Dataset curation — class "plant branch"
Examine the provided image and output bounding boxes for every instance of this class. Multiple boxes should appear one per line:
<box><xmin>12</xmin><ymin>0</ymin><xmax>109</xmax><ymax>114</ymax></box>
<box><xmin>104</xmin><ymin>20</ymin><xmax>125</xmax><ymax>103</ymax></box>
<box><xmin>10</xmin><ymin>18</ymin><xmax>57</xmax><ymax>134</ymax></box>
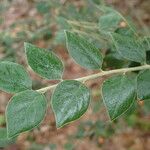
<box><xmin>36</xmin><ymin>64</ymin><xmax>150</xmax><ymax>93</ymax></box>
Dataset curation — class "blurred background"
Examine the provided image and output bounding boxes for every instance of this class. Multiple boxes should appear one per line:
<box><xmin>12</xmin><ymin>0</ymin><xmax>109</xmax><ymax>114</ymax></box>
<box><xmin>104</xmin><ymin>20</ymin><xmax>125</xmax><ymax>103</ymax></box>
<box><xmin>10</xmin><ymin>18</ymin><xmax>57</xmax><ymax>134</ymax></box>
<box><xmin>0</xmin><ymin>0</ymin><xmax>150</xmax><ymax>150</ymax></box>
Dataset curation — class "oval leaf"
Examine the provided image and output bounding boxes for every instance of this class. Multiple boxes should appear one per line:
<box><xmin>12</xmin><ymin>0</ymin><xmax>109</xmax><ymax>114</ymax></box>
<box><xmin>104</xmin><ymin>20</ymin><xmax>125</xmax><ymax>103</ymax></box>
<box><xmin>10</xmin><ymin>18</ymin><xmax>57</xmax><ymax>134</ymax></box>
<box><xmin>6</xmin><ymin>90</ymin><xmax>47</xmax><ymax>138</ymax></box>
<box><xmin>137</xmin><ymin>70</ymin><xmax>150</xmax><ymax>100</ymax></box>
<box><xmin>111</xmin><ymin>33</ymin><xmax>146</xmax><ymax>63</ymax></box>
<box><xmin>25</xmin><ymin>43</ymin><xmax>64</xmax><ymax>80</ymax></box>
<box><xmin>0</xmin><ymin>61</ymin><xmax>32</xmax><ymax>94</ymax></box>
<box><xmin>99</xmin><ymin>10</ymin><xmax>122</xmax><ymax>32</ymax></box>
<box><xmin>65</xmin><ymin>31</ymin><xmax>103</xmax><ymax>70</ymax></box>
<box><xmin>102</xmin><ymin>75</ymin><xmax>136</xmax><ymax>120</ymax></box>
<box><xmin>51</xmin><ymin>80</ymin><xmax>90</xmax><ymax>128</ymax></box>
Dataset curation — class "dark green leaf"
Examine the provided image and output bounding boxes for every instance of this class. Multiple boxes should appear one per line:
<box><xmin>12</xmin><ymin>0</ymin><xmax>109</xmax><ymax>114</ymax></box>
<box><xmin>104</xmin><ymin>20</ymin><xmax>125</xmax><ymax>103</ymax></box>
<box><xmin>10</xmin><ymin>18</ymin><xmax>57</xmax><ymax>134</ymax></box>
<box><xmin>103</xmin><ymin>51</ymin><xmax>128</xmax><ymax>69</ymax></box>
<box><xmin>123</xmin><ymin>101</ymin><xmax>137</xmax><ymax>117</ymax></box>
<box><xmin>6</xmin><ymin>90</ymin><xmax>47</xmax><ymax>138</ymax></box>
<box><xmin>102</xmin><ymin>75</ymin><xmax>136</xmax><ymax>120</ymax></box>
<box><xmin>115</xmin><ymin>27</ymin><xmax>135</xmax><ymax>37</ymax></box>
<box><xmin>51</xmin><ymin>80</ymin><xmax>90</xmax><ymax>128</ymax></box>
<box><xmin>65</xmin><ymin>31</ymin><xmax>103</xmax><ymax>70</ymax></box>
<box><xmin>0</xmin><ymin>61</ymin><xmax>32</xmax><ymax>93</ymax></box>
<box><xmin>0</xmin><ymin>128</ymin><xmax>16</xmax><ymax>147</ymax></box>
<box><xmin>137</xmin><ymin>70</ymin><xmax>150</xmax><ymax>100</ymax></box>
<box><xmin>99</xmin><ymin>10</ymin><xmax>122</xmax><ymax>32</ymax></box>
<box><xmin>111</xmin><ymin>33</ymin><xmax>146</xmax><ymax>63</ymax></box>
<box><xmin>25</xmin><ymin>43</ymin><xmax>63</xmax><ymax>80</ymax></box>
<box><xmin>146</xmin><ymin>51</ymin><xmax>150</xmax><ymax>64</ymax></box>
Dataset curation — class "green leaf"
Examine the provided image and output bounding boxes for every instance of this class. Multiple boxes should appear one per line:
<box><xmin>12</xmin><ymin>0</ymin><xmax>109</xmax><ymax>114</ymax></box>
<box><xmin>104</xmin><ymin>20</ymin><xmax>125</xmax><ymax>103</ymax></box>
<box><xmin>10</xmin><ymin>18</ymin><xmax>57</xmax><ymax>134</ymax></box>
<box><xmin>137</xmin><ymin>70</ymin><xmax>150</xmax><ymax>100</ymax></box>
<box><xmin>51</xmin><ymin>80</ymin><xmax>90</xmax><ymax>128</ymax></box>
<box><xmin>111</xmin><ymin>33</ymin><xmax>146</xmax><ymax>63</ymax></box>
<box><xmin>102</xmin><ymin>75</ymin><xmax>136</xmax><ymax>120</ymax></box>
<box><xmin>103</xmin><ymin>51</ymin><xmax>128</xmax><ymax>69</ymax></box>
<box><xmin>115</xmin><ymin>27</ymin><xmax>135</xmax><ymax>37</ymax></box>
<box><xmin>140</xmin><ymin>36</ymin><xmax>150</xmax><ymax>51</ymax></box>
<box><xmin>65</xmin><ymin>31</ymin><xmax>103</xmax><ymax>70</ymax></box>
<box><xmin>0</xmin><ymin>61</ymin><xmax>32</xmax><ymax>94</ymax></box>
<box><xmin>99</xmin><ymin>9</ymin><xmax>122</xmax><ymax>32</ymax></box>
<box><xmin>25</xmin><ymin>43</ymin><xmax>63</xmax><ymax>80</ymax></box>
<box><xmin>6</xmin><ymin>90</ymin><xmax>47</xmax><ymax>138</ymax></box>
<box><xmin>0</xmin><ymin>128</ymin><xmax>16</xmax><ymax>147</ymax></box>
<box><xmin>146</xmin><ymin>51</ymin><xmax>150</xmax><ymax>64</ymax></box>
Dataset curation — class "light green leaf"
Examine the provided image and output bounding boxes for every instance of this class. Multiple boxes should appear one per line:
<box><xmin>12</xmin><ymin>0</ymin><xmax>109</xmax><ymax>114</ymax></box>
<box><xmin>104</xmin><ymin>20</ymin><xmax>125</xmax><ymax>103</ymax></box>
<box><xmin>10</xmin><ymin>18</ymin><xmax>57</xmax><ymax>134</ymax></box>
<box><xmin>99</xmin><ymin>10</ymin><xmax>122</xmax><ymax>32</ymax></box>
<box><xmin>6</xmin><ymin>90</ymin><xmax>47</xmax><ymax>138</ymax></box>
<box><xmin>111</xmin><ymin>33</ymin><xmax>146</xmax><ymax>63</ymax></box>
<box><xmin>0</xmin><ymin>128</ymin><xmax>16</xmax><ymax>147</ymax></box>
<box><xmin>51</xmin><ymin>80</ymin><xmax>90</xmax><ymax>128</ymax></box>
<box><xmin>137</xmin><ymin>70</ymin><xmax>150</xmax><ymax>100</ymax></box>
<box><xmin>0</xmin><ymin>61</ymin><xmax>32</xmax><ymax>94</ymax></box>
<box><xmin>65</xmin><ymin>31</ymin><xmax>103</xmax><ymax>70</ymax></box>
<box><xmin>102</xmin><ymin>75</ymin><xmax>136</xmax><ymax>120</ymax></box>
<box><xmin>25</xmin><ymin>43</ymin><xmax>63</xmax><ymax>80</ymax></box>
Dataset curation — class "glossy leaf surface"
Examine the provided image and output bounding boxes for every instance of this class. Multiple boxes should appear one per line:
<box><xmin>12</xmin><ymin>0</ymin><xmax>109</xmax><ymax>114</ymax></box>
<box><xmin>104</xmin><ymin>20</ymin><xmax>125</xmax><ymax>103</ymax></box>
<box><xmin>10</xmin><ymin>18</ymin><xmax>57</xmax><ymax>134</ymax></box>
<box><xmin>0</xmin><ymin>61</ymin><xmax>32</xmax><ymax>94</ymax></box>
<box><xmin>102</xmin><ymin>75</ymin><xmax>136</xmax><ymax>120</ymax></box>
<box><xmin>51</xmin><ymin>80</ymin><xmax>90</xmax><ymax>128</ymax></box>
<box><xmin>111</xmin><ymin>33</ymin><xmax>146</xmax><ymax>63</ymax></box>
<box><xmin>65</xmin><ymin>31</ymin><xmax>103</xmax><ymax>70</ymax></box>
<box><xmin>6</xmin><ymin>90</ymin><xmax>47</xmax><ymax>138</ymax></box>
<box><xmin>25</xmin><ymin>43</ymin><xmax>63</xmax><ymax>80</ymax></box>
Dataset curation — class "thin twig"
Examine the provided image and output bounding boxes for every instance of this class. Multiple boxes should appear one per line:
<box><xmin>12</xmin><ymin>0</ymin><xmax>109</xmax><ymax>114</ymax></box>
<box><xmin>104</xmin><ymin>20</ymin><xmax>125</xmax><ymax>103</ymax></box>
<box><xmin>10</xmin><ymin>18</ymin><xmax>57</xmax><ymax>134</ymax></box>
<box><xmin>37</xmin><ymin>64</ymin><xmax>150</xmax><ymax>93</ymax></box>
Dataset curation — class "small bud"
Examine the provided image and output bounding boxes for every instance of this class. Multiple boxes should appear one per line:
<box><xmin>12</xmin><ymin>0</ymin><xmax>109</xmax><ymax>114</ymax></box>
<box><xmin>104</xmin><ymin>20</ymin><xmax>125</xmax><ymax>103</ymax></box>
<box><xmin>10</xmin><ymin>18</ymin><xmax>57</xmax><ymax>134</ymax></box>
<box><xmin>120</xmin><ymin>21</ymin><xmax>127</xmax><ymax>28</ymax></box>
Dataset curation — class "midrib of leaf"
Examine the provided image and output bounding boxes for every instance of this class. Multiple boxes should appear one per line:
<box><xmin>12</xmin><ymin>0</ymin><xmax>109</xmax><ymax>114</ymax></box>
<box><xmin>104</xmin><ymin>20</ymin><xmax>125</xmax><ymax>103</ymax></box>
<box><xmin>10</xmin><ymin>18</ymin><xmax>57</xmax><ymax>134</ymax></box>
<box><xmin>78</xmin><ymin>34</ymin><xmax>101</xmax><ymax>66</ymax></box>
<box><xmin>79</xmin><ymin>41</ymin><xmax>101</xmax><ymax>68</ymax></box>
